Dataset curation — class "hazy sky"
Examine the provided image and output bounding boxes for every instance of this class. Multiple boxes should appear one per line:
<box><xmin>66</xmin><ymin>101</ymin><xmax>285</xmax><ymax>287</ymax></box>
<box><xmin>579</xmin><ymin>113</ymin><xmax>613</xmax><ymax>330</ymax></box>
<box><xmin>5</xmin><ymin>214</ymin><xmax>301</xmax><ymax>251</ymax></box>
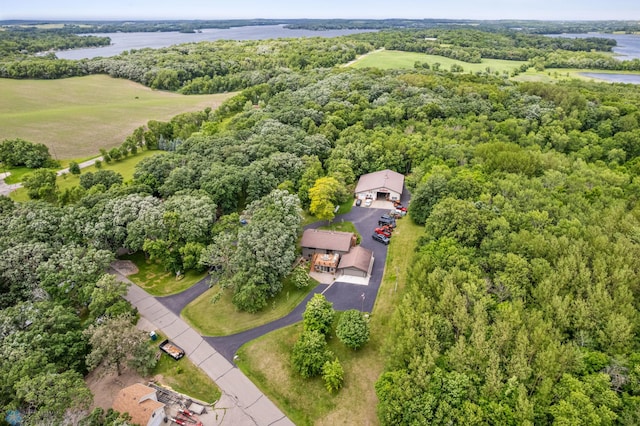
<box><xmin>2</xmin><ymin>0</ymin><xmax>640</xmax><ymax>21</ymax></box>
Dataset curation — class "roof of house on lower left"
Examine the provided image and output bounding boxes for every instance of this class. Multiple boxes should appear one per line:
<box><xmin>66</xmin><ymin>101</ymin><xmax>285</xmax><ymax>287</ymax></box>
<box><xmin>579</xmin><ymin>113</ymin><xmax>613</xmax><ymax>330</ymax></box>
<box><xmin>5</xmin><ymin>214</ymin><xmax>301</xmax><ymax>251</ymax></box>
<box><xmin>112</xmin><ymin>383</ymin><xmax>165</xmax><ymax>426</ymax></box>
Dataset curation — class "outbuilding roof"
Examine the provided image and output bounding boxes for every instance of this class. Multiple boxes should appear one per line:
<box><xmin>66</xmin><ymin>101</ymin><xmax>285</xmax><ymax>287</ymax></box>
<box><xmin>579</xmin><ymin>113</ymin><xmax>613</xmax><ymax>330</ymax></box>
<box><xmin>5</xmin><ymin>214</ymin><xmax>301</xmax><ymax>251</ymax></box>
<box><xmin>301</xmin><ymin>229</ymin><xmax>354</xmax><ymax>252</ymax></box>
<box><xmin>112</xmin><ymin>383</ymin><xmax>164</xmax><ymax>426</ymax></box>
<box><xmin>355</xmin><ymin>169</ymin><xmax>404</xmax><ymax>195</ymax></box>
<box><xmin>338</xmin><ymin>245</ymin><xmax>373</xmax><ymax>273</ymax></box>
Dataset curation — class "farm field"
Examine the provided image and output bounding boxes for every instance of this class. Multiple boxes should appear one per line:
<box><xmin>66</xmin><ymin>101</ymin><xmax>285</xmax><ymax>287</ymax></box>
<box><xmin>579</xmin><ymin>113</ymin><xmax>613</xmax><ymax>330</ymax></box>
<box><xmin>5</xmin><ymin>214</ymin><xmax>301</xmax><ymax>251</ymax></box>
<box><xmin>0</xmin><ymin>75</ymin><xmax>234</xmax><ymax>159</ymax></box>
<box><xmin>350</xmin><ymin>49</ymin><xmax>526</xmax><ymax>74</ymax></box>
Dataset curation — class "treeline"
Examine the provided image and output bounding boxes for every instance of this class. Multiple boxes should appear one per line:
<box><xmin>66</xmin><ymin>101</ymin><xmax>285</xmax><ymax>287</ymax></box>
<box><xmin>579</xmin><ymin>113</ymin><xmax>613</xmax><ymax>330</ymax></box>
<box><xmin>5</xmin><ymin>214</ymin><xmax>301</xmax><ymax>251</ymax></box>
<box><xmin>0</xmin><ymin>28</ymin><xmax>109</xmax><ymax>58</ymax></box>
<box><xmin>0</xmin><ymin>36</ymin><xmax>373</xmax><ymax>91</ymax></box>
<box><xmin>5</xmin><ymin>19</ymin><xmax>640</xmax><ymax>34</ymax></box>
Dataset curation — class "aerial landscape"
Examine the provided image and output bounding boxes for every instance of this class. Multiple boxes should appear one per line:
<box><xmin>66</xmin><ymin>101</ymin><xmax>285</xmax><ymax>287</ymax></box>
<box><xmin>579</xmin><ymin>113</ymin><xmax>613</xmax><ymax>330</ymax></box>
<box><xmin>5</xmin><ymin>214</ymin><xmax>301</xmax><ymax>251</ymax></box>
<box><xmin>2</xmin><ymin>1</ymin><xmax>640</xmax><ymax>425</ymax></box>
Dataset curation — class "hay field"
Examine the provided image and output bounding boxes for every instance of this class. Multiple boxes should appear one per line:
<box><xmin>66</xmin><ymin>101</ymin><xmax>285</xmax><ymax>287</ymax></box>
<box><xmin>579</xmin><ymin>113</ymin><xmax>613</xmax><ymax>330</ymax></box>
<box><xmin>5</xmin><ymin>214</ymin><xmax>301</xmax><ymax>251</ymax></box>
<box><xmin>0</xmin><ymin>75</ymin><xmax>234</xmax><ymax>159</ymax></box>
<box><xmin>350</xmin><ymin>49</ymin><xmax>526</xmax><ymax>74</ymax></box>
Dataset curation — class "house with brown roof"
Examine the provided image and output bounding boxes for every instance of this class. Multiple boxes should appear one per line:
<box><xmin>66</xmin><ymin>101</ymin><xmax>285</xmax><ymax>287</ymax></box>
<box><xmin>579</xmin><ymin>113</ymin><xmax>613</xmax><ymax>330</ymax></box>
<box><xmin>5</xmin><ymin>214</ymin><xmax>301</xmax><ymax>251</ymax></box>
<box><xmin>355</xmin><ymin>169</ymin><xmax>404</xmax><ymax>202</ymax></box>
<box><xmin>300</xmin><ymin>229</ymin><xmax>356</xmax><ymax>260</ymax></box>
<box><xmin>337</xmin><ymin>246</ymin><xmax>374</xmax><ymax>278</ymax></box>
<box><xmin>112</xmin><ymin>383</ymin><xmax>165</xmax><ymax>426</ymax></box>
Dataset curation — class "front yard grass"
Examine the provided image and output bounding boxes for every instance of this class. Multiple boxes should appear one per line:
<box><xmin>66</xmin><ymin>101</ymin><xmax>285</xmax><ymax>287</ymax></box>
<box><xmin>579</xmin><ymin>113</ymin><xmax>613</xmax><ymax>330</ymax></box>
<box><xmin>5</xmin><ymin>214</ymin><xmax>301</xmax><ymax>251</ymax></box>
<box><xmin>151</xmin><ymin>332</ymin><xmax>221</xmax><ymax>404</ymax></box>
<box><xmin>182</xmin><ymin>274</ymin><xmax>317</xmax><ymax>336</ymax></box>
<box><xmin>123</xmin><ymin>251</ymin><xmax>207</xmax><ymax>296</ymax></box>
<box><xmin>235</xmin><ymin>217</ymin><xmax>424</xmax><ymax>425</ymax></box>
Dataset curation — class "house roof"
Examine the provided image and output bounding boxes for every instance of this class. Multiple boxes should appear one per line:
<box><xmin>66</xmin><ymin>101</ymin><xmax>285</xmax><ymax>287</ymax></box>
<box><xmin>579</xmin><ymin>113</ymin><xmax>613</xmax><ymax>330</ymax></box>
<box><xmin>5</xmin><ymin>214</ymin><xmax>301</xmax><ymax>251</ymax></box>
<box><xmin>112</xmin><ymin>384</ymin><xmax>164</xmax><ymax>426</ymax></box>
<box><xmin>355</xmin><ymin>169</ymin><xmax>404</xmax><ymax>195</ymax></box>
<box><xmin>301</xmin><ymin>229</ymin><xmax>354</xmax><ymax>252</ymax></box>
<box><xmin>338</xmin><ymin>246</ymin><xmax>373</xmax><ymax>273</ymax></box>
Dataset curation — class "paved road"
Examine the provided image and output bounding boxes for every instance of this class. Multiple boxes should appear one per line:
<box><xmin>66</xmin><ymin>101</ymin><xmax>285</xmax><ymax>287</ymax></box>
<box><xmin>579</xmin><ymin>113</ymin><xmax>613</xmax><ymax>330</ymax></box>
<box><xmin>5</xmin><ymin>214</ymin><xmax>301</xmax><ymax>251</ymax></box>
<box><xmin>0</xmin><ymin>172</ymin><xmax>22</xmax><ymax>196</ymax></box>
<box><xmin>157</xmin><ymin>275</ymin><xmax>212</xmax><ymax>315</ymax></box>
<box><xmin>118</xmin><ymin>272</ymin><xmax>295</xmax><ymax>426</ymax></box>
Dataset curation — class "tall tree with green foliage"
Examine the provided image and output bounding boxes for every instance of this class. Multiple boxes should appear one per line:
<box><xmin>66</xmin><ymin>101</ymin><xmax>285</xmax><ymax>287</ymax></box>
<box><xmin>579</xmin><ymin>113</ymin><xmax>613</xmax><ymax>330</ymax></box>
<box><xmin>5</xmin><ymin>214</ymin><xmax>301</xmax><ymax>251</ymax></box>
<box><xmin>336</xmin><ymin>309</ymin><xmax>370</xmax><ymax>350</ymax></box>
<box><xmin>230</xmin><ymin>189</ymin><xmax>301</xmax><ymax>312</ymax></box>
<box><xmin>23</xmin><ymin>169</ymin><xmax>57</xmax><ymax>201</ymax></box>
<box><xmin>84</xmin><ymin>314</ymin><xmax>157</xmax><ymax>376</ymax></box>
<box><xmin>302</xmin><ymin>293</ymin><xmax>335</xmax><ymax>336</ymax></box>
<box><xmin>309</xmin><ymin>176</ymin><xmax>344</xmax><ymax>222</ymax></box>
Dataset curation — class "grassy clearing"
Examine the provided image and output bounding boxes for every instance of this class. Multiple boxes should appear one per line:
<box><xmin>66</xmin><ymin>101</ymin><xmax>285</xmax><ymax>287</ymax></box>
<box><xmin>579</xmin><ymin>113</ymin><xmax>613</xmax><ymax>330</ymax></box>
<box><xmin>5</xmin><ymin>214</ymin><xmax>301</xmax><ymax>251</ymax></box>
<box><xmin>122</xmin><ymin>251</ymin><xmax>207</xmax><ymax>297</ymax></box>
<box><xmin>236</xmin><ymin>217</ymin><xmax>424</xmax><ymax>425</ymax></box>
<box><xmin>182</xmin><ymin>274</ymin><xmax>316</xmax><ymax>336</ymax></box>
<box><xmin>9</xmin><ymin>149</ymin><xmax>161</xmax><ymax>202</ymax></box>
<box><xmin>350</xmin><ymin>49</ymin><xmax>525</xmax><ymax>74</ymax></box>
<box><xmin>152</xmin><ymin>332</ymin><xmax>221</xmax><ymax>404</ymax></box>
<box><xmin>57</xmin><ymin>149</ymin><xmax>160</xmax><ymax>191</ymax></box>
<box><xmin>0</xmin><ymin>75</ymin><xmax>234</xmax><ymax>158</ymax></box>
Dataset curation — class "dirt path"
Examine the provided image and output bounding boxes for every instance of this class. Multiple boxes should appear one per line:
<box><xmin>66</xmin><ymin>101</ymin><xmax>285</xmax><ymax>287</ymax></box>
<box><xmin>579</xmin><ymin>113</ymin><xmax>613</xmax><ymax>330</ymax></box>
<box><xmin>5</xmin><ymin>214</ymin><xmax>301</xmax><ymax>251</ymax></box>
<box><xmin>342</xmin><ymin>48</ymin><xmax>384</xmax><ymax>67</ymax></box>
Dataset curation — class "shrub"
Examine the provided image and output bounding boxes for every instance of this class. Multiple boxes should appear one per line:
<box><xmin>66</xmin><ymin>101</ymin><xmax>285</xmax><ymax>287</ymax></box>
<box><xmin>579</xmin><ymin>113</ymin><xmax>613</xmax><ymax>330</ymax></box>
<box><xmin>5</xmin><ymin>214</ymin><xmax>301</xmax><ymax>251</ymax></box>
<box><xmin>291</xmin><ymin>265</ymin><xmax>311</xmax><ymax>289</ymax></box>
<box><xmin>69</xmin><ymin>161</ymin><xmax>81</xmax><ymax>175</ymax></box>
<box><xmin>322</xmin><ymin>358</ymin><xmax>344</xmax><ymax>393</ymax></box>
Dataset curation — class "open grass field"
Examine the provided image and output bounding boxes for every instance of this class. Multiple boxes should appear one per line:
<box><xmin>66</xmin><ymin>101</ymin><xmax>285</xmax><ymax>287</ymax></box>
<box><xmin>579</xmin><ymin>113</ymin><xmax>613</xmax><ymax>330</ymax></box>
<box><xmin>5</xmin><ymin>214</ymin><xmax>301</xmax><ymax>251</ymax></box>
<box><xmin>0</xmin><ymin>75</ymin><xmax>234</xmax><ymax>159</ymax></box>
<box><xmin>350</xmin><ymin>49</ymin><xmax>526</xmax><ymax>74</ymax></box>
<box><xmin>236</xmin><ymin>217</ymin><xmax>424</xmax><ymax>425</ymax></box>
<box><xmin>122</xmin><ymin>251</ymin><xmax>207</xmax><ymax>297</ymax></box>
<box><xmin>182</xmin><ymin>273</ymin><xmax>316</xmax><ymax>336</ymax></box>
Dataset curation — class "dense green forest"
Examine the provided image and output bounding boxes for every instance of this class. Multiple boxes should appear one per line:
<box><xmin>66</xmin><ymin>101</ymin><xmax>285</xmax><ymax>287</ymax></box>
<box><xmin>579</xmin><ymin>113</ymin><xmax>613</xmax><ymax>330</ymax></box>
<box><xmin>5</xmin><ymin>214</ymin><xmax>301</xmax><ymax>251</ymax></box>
<box><xmin>2</xmin><ymin>24</ymin><xmax>640</xmax><ymax>423</ymax></box>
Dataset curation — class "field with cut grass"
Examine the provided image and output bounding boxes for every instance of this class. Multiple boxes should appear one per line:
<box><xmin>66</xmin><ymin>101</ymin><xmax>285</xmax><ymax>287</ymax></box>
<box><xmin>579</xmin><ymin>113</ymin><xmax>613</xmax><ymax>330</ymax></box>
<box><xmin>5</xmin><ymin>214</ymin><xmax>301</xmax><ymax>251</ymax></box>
<box><xmin>236</xmin><ymin>217</ymin><xmax>424</xmax><ymax>425</ymax></box>
<box><xmin>350</xmin><ymin>49</ymin><xmax>526</xmax><ymax>74</ymax></box>
<box><xmin>0</xmin><ymin>75</ymin><xmax>234</xmax><ymax>159</ymax></box>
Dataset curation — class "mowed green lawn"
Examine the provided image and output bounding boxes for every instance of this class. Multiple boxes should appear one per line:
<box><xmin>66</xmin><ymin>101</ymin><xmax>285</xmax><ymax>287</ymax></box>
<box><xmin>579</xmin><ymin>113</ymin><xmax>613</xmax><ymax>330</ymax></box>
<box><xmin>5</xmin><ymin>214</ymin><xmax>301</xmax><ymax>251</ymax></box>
<box><xmin>350</xmin><ymin>49</ymin><xmax>526</xmax><ymax>74</ymax></box>
<box><xmin>0</xmin><ymin>75</ymin><xmax>234</xmax><ymax>159</ymax></box>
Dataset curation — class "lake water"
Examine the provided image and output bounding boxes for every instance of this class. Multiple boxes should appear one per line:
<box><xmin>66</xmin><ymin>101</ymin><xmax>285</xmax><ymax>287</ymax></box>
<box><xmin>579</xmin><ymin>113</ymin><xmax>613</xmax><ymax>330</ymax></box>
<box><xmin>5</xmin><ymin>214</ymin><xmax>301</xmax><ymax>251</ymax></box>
<box><xmin>548</xmin><ymin>33</ymin><xmax>640</xmax><ymax>84</ymax></box>
<box><xmin>580</xmin><ymin>73</ymin><xmax>640</xmax><ymax>84</ymax></box>
<box><xmin>548</xmin><ymin>33</ymin><xmax>640</xmax><ymax>60</ymax></box>
<box><xmin>55</xmin><ymin>25</ymin><xmax>375</xmax><ymax>60</ymax></box>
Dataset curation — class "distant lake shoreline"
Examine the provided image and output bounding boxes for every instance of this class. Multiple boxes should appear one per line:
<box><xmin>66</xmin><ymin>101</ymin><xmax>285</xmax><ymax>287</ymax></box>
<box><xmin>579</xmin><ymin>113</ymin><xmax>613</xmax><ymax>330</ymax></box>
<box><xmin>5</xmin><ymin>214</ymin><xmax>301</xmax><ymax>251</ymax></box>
<box><xmin>547</xmin><ymin>33</ymin><xmax>640</xmax><ymax>60</ymax></box>
<box><xmin>55</xmin><ymin>24</ymin><xmax>376</xmax><ymax>60</ymax></box>
<box><xmin>579</xmin><ymin>72</ymin><xmax>640</xmax><ymax>85</ymax></box>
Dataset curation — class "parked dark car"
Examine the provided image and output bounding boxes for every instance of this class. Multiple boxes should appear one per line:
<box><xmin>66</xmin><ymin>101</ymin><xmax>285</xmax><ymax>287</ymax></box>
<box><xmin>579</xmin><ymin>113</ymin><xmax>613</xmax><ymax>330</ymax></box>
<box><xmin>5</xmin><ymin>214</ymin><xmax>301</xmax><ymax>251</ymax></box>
<box><xmin>355</xmin><ymin>199</ymin><xmax>362</xmax><ymax>206</ymax></box>
<box><xmin>372</xmin><ymin>233</ymin><xmax>390</xmax><ymax>245</ymax></box>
